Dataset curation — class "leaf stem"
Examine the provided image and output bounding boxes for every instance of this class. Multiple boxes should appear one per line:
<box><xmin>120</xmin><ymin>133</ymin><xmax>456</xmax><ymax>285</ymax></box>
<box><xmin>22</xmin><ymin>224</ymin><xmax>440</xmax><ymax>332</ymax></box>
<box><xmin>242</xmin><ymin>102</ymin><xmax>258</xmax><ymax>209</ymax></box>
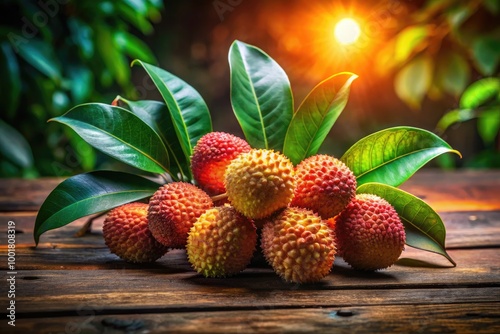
<box><xmin>74</xmin><ymin>211</ymin><xmax>108</xmax><ymax>237</ymax></box>
<box><xmin>210</xmin><ymin>193</ymin><xmax>228</xmax><ymax>202</ymax></box>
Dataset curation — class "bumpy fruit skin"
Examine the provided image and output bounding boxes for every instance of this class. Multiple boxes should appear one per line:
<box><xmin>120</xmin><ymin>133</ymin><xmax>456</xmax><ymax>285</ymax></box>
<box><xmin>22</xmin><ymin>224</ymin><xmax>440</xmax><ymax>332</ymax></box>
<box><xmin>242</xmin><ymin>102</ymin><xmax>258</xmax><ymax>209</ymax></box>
<box><xmin>335</xmin><ymin>194</ymin><xmax>406</xmax><ymax>270</ymax></box>
<box><xmin>225</xmin><ymin>149</ymin><xmax>296</xmax><ymax>219</ymax></box>
<box><xmin>103</xmin><ymin>202</ymin><xmax>168</xmax><ymax>263</ymax></box>
<box><xmin>148</xmin><ymin>182</ymin><xmax>213</xmax><ymax>249</ymax></box>
<box><xmin>187</xmin><ymin>205</ymin><xmax>257</xmax><ymax>277</ymax></box>
<box><xmin>291</xmin><ymin>155</ymin><xmax>356</xmax><ymax>219</ymax></box>
<box><xmin>261</xmin><ymin>207</ymin><xmax>336</xmax><ymax>283</ymax></box>
<box><xmin>191</xmin><ymin>132</ymin><xmax>251</xmax><ymax>196</ymax></box>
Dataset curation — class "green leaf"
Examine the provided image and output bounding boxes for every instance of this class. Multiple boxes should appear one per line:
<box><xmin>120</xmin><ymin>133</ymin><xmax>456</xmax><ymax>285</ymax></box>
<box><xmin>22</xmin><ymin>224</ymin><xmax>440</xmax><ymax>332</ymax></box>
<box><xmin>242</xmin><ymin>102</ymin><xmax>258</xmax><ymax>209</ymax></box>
<box><xmin>357</xmin><ymin>183</ymin><xmax>456</xmax><ymax>266</ymax></box>
<box><xmin>34</xmin><ymin>171</ymin><xmax>160</xmax><ymax>245</ymax></box>
<box><xmin>15</xmin><ymin>39</ymin><xmax>62</xmax><ymax>83</ymax></box>
<box><xmin>118</xmin><ymin>97</ymin><xmax>191</xmax><ymax>180</ymax></box>
<box><xmin>394</xmin><ymin>25</ymin><xmax>429</xmax><ymax>64</ymax></box>
<box><xmin>478</xmin><ymin>107</ymin><xmax>500</xmax><ymax>145</ymax></box>
<box><xmin>460</xmin><ymin>77</ymin><xmax>500</xmax><ymax>109</ymax></box>
<box><xmin>115</xmin><ymin>31</ymin><xmax>157</xmax><ymax>64</ymax></box>
<box><xmin>435</xmin><ymin>52</ymin><xmax>470</xmax><ymax>97</ymax></box>
<box><xmin>132</xmin><ymin>60</ymin><xmax>212</xmax><ymax>163</ymax></box>
<box><xmin>66</xmin><ymin>64</ymin><xmax>93</xmax><ymax>104</ymax></box>
<box><xmin>50</xmin><ymin>103</ymin><xmax>169</xmax><ymax>174</ymax></box>
<box><xmin>0</xmin><ymin>119</ymin><xmax>34</xmax><ymax>169</ymax></box>
<box><xmin>436</xmin><ymin>108</ymin><xmax>476</xmax><ymax>133</ymax></box>
<box><xmin>483</xmin><ymin>0</ymin><xmax>500</xmax><ymax>14</ymax></box>
<box><xmin>341</xmin><ymin>126</ymin><xmax>461</xmax><ymax>187</ymax></box>
<box><xmin>67</xmin><ymin>18</ymin><xmax>94</xmax><ymax>59</ymax></box>
<box><xmin>95</xmin><ymin>25</ymin><xmax>129</xmax><ymax>87</ymax></box>
<box><xmin>395</xmin><ymin>54</ymin><xmax>433</xmax><ymax>109</ymax></box>
<box><xmin>283</xmin><ymin>73</ymin><xmax>357</xmax><ymax>165</ymax></box>
<box><xmin>115</xmin><ymin>2</ymin><xmax>154</xmax><ymax>35</ymax></box>
<box><xmin>446</xmin><ymin>4</ymin><xmax>473</xmax><ymax>29</ymax></box>
<box><xmin>64</xmin><ymin>128</ymin><xmax>96</xmax><ymax>172</ymax></box>
<box><xmin>472</xmin><ymin>36</ymin><xmax>500</xmax><ymax>76</ymax></box>
<box><xmin>0</xmin><ymin>43</ymin><xmax>21</xmax><ymax>117</ymax></box>
<box><xmin>229</xmin><ymin>40</ymin><xmax>294</xmax><ymax>151</ymax></box>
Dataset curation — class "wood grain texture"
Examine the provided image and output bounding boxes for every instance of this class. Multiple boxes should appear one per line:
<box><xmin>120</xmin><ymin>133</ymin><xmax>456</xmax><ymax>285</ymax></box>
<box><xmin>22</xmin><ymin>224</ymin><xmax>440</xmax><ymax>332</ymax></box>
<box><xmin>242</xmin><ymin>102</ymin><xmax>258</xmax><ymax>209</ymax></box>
<box><xmin>6</xmin><ymin>303</ymin><xmax>500</xmax><ymax>334</ymax></box>
<box><xmin>5</xmin><ymin>247</ymin><xmax>499</xmax><ymax>314</ymax></box>
<box><xmin>400</xmin><ymin>170</ymin><xmax>500</xmax><ymax>212</ymax></box>
<box><xmin>0</xmin><ymin>171</ymin><xmax>499</xmax><ymax>333</ymax></box>
<box><xmin>0</xmin><ymin>178</ymin><xmax>62</xmax><ymax>212</ymax></box>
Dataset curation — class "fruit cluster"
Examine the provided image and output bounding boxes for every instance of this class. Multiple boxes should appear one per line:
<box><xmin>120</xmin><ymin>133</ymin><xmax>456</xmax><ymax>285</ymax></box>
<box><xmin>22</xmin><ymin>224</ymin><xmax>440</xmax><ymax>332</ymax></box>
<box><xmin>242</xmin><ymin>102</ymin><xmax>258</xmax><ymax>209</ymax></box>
<box><xmin>103</xmin><ymin>131</ymin><xmax>406</xmax><ymax>283</ymax></box>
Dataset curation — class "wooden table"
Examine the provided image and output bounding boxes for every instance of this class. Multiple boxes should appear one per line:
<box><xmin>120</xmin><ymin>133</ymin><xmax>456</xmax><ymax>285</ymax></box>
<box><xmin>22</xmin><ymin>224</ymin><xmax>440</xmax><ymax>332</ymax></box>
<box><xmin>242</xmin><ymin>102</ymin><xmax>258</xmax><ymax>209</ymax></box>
<box><xmin>1</xmin><ymin>170</ymin><xmax>499</xmax><ymax>333</ymax></box>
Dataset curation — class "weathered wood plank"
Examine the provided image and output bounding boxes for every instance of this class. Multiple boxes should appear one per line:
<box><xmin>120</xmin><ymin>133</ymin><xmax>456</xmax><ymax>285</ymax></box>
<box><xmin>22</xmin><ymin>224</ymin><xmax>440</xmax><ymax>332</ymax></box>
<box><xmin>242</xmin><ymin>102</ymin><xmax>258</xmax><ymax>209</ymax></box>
<box><xmin>400</xmin><ymin>170</ymin><xmax>500</xmax><ymax>212</ymax></box>
<box><xmin>10</xmin><ymin>279</ymin><xmax>500</xmax><ymax>314</ymax></box>
<box><xmin>1</xmin><ymin>247</ymin><xmax>498</xmax><ymax>286</ymax></box>
<box><xmin>6</xmin><ymin>303</ymin><xmax>500</xmax><ymax>334</ymax></box>
<box><xmin>0</xmin><ymin>178</ymin><xmax>62</xmax><ymax>212</ymax></box>
<box><xmin>6</xmin><ymin>247</ymin><xmax>500</xmax><ymax>314</ymax></box>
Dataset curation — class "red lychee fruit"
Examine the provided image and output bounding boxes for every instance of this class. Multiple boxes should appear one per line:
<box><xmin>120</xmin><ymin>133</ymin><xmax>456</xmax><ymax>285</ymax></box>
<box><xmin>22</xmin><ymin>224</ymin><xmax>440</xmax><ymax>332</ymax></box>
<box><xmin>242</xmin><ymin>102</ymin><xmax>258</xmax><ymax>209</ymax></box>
<box><xmin>335</xmin><ymin>194</ymin><xmax>406</xmax><ymax>270</ymax></box>
<box><xmin>191</xmin><ymin>132</ymin><xmax>251</xmax><ymax>196</ymax></box>
<box><xmin>291</xmin><ymin>154</ymin><xmax>356</xmax><ymax>219</ymax></box>
<box><xmin>103</xmin><ymin>202</ymin><xmax>168</xmax><ymax>263</ymax></box>
<box><xmin>148</xmin><ymin>182</ymin><xmax>213</xmax><ymax>248</ymax></box>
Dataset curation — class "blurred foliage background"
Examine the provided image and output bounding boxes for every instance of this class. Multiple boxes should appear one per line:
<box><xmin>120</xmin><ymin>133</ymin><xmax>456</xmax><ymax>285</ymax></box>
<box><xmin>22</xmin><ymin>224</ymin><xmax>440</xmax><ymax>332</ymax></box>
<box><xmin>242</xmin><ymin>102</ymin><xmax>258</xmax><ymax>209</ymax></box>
<box><xmin>1</xmin><ymin>0</ymin><xmax>499</xmax><ymax>178</ymax></box>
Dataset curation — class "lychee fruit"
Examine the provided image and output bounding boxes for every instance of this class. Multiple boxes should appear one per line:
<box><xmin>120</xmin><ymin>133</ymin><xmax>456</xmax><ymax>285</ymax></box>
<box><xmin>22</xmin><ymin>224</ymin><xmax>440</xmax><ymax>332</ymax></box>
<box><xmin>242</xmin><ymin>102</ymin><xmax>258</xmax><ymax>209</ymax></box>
<box><xmin>148</xmin><ymin>182</ymin><xmax>213</xmax><ymax>249</ymax></box>
<box><xmin>103</xmin><ymin>202</ymin><xmax>168</xmax><ymax>263</ymax></box>
<box><xmin>187</xmin><ymin>205</ymin><xmax>257</xmax><ymax>277</ymax></box>
<box><xmin>261</xmin><ymin>207</ymin><xmax>336</xmax><ymax>283</ymax></box>
<box><xmin>191</xmin><ymin>132</ymin><xmax>251</xmax><ymax>196</ymax></box>
<box><xmin>335</xmin><ymin>194</ymin><xmax>406</xmax><ymax>270</ymax></box>
<box><xmin>225</xmin><ymin>149</ymin><xmax>296</xmax><ymax>219</ymax></box>
<box><xmin>291</xmin><ymin>155</ymin><xmax>356</xmax><ymax>219</ymax></box>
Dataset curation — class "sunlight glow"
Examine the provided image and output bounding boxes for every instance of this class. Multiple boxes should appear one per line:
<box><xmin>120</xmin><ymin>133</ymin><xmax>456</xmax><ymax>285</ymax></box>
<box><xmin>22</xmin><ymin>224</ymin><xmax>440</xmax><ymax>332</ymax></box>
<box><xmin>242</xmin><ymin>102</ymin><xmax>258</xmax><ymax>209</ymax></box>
<box><xmin>334</xmin><ymin>18</ymin><xmax>361</xmax><ymax>45</ymax></box>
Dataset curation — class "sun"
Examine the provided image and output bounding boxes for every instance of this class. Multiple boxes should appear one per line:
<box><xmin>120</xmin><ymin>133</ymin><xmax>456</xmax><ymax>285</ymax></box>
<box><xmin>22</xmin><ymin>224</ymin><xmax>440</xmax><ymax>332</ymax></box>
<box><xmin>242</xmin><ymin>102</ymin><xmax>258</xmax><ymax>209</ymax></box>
<box><xmin>334</xmin><ymin>18</ymin><xmax>361</xmax><ymax>45</ymax></box>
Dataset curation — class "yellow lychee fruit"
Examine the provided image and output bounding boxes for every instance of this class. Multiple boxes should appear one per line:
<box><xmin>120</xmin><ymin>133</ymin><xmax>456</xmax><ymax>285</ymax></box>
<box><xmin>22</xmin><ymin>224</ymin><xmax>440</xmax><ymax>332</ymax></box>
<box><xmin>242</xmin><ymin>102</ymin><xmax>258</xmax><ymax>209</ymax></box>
<box><xmin>261</xmin><ymin>207</ymin><xmax>336</xmax><ymax>283</ymax></box>
<box><xmin>225</xmin><ymin>149</ymin><xmax>295</xmax><ymax>219</ymax></box>
<box><xmin>187</xmin><ymin>205</ymin><xmax>257</xmax><ymax>277</ymax></box>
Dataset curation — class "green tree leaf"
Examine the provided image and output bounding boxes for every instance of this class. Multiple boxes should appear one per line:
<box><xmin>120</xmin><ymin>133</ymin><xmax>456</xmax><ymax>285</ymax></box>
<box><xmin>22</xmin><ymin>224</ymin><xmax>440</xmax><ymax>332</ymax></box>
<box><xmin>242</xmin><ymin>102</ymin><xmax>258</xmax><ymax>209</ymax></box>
<box><xmin>435</xmin><ymin>52</ymin><xmax>470</xmax><ymax>97</ymax></box>
<box><xmin>436</xmin><ymin>108</ymin><xmax>476</xmax><ymax>134</ymax></box>
<box><xmin>395</xmin><ymin>54</ymin><xmax>433</xmax><ymax>109</ymax></box>
<box><xmin>115</xmin><ymin>31</ymin><xmax>157</xmax><ymax>64</ymax></box>
<box><xmin>229</xmin><ymin>40</ymin><xmax>293</xmax><ymax>151</ymax></box>
<box><xmin>483</xmin><ymin>0</ymin><xmax>500</xmax><ymax>14</ymax></box>
<box><xmin>116</xmin><ymin>1</ymin><xmax>154</xmax><ymax>34</ymax></box>
<box><xmin>132</xmin><ymin>60</ymin><xmax>212</xmax><ymax>164</ymax></box>
<box><xmin>34</xmin><ymin>171</ymin><xmax>160</xmax><ymax>245</ymax></box>
<box><xmin>118</xmin><ymin>97</ymin><xmax>191</xmax><ymax>180</ymax></box>
<box><xmin>15</xmin><ymin>39</ymin><xmax>62</xmax><ymax>83</ymax></box>
<box><xmin>283</xmin><ymin>73</ymin><xmax>357</xmax><ymax>165</ymax></box>
<box><xmin>478</xmin><ymin>107</ymin><xmax>500</xmax><ymax>145</ymax></box>
<box><xmin>96</xmin><ymin>25</ymin><xmax>129</xmax><ymax>87</ymax></box>
<box><xmin>0</xmin><ymin>42</ymin><xmax>21</xmax><ymax>117</ymax></box>
<box><xmin>460</xmin><ymin>77</ymin><xmax>500</xmax><ymax>109</ymax></box>
<box><xmin>50</xmin><ymin>103</ymin><xmax>169</xmax><ymax>174</ymax></box>
<box><xmin>357</xmin><ymin>182</ymin><xmax>456</xmax><ymax>266</ymax></box>
<box><xmin>472</xmin><ymin>36</ymin><xmax>500</xmax><ymax>76</ymax></box>
<box><xmin>341</xmin><ymin>126</ymin><xmax>461</xmax><ymax>187</ymax></box>
<box><xmin>0</xmin><ymin>119</ymin><xmax>34</xmax><ymax>169</ymax></box>
<box><xmin>394</xmin><ymin>25</ymin><xmax>429</xmax><ymax>64</ymax></box>
<box><xmin>66</xmin><ymin>64</ymin><xmax>93</xmax><ymax>104</ymax></box>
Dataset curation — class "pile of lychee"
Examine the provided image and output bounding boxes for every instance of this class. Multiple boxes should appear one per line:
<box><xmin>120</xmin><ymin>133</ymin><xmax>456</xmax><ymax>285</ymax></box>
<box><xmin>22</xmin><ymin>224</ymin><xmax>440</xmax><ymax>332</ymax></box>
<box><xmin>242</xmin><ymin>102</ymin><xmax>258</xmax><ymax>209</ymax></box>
<box><xmin>102</xmin><ymin>132</ymin><xmax>406</xmax><ymax>283</ymax></box>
